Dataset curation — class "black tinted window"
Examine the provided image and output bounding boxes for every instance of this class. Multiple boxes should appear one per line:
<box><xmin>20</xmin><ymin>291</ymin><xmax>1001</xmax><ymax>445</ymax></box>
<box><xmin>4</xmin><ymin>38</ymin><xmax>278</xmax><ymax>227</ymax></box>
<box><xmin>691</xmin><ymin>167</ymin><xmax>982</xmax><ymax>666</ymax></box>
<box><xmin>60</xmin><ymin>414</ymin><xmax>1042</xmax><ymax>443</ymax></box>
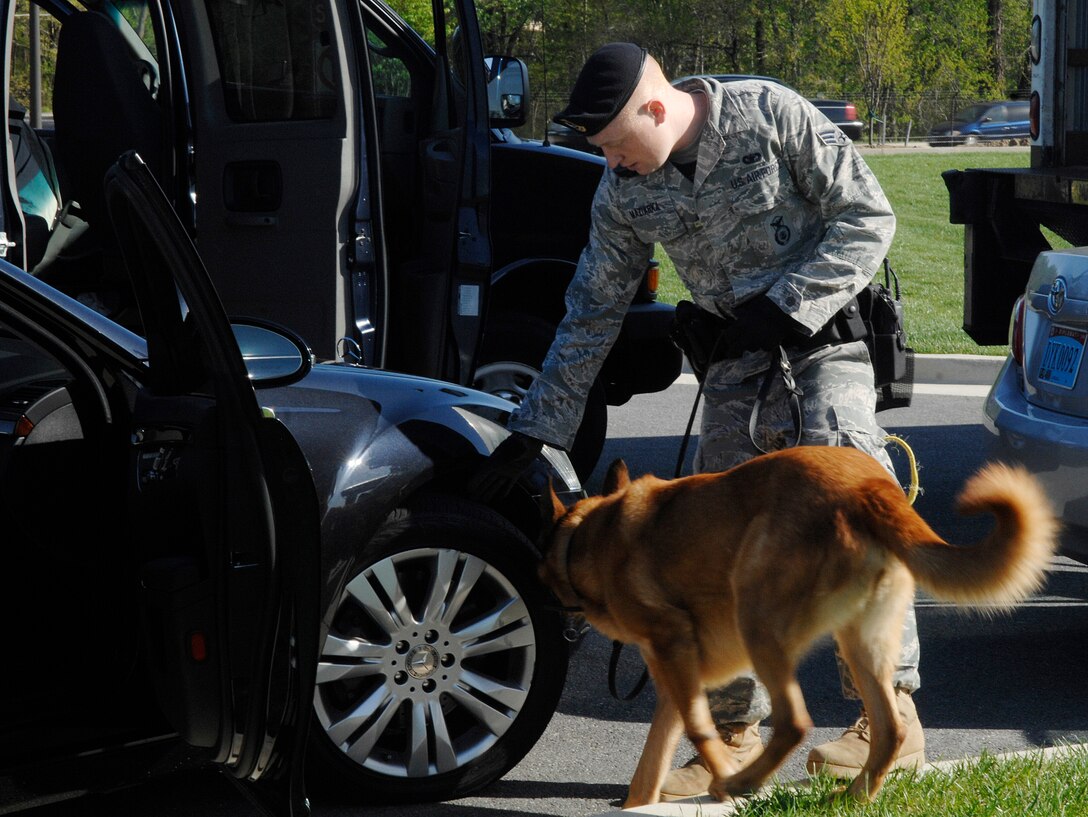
<box><xmin>204</xmin><ymin>0</ymin><xmax>338</xmax><ymax>121</ymax></box>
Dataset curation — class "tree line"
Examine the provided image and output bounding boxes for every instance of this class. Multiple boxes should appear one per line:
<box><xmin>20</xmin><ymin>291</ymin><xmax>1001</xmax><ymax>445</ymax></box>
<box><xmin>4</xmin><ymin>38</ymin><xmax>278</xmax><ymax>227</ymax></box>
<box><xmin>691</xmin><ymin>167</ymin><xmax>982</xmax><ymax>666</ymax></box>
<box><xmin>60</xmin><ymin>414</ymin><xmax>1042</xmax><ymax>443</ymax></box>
<box><xmin>9</xmin><ymin>0</ymin><xmax>1031</xmax><ymax>145</ymax></box>
<box><xmin>473</xmin><ymin>0</ymin><xmax>1032</xmax><ymax>142</ymax></box>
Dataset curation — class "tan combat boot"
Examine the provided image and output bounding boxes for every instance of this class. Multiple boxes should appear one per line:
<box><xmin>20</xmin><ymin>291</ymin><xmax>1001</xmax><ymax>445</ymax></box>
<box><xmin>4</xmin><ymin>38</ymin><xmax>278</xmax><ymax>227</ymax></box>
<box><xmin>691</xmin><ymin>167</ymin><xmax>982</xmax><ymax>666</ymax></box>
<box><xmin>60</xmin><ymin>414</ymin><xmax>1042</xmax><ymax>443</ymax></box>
<box><xmin>659</xmin><ymin>722</ymin><xmax>763</xmax><ymax>801</ymax></box>
<box><xmin>805</xmin><ymin>689</ymin><xmax>925</xmax><ymax>779</ymax></box>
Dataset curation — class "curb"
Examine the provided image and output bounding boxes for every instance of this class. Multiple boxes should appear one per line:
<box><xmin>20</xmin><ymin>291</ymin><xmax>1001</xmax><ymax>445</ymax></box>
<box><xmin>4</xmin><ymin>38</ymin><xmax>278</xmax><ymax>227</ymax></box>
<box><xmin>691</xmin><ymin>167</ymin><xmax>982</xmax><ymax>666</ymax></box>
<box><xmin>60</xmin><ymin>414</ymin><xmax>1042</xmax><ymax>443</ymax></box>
<box><xmin>912</xmin><ymin>353</ymin><xmax>1004</xmax><ymax>386</ymax></box>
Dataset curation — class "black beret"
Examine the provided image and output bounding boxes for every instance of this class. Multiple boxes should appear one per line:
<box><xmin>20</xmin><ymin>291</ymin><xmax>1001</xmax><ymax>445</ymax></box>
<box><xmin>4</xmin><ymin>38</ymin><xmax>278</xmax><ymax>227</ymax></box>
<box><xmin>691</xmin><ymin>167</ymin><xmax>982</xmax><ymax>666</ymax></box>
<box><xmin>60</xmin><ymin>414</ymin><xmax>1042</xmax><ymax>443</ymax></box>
<box><xmin>553</xmin><ymin>42</ymin><xmax>647</xmax><ymax>136</ymax></box>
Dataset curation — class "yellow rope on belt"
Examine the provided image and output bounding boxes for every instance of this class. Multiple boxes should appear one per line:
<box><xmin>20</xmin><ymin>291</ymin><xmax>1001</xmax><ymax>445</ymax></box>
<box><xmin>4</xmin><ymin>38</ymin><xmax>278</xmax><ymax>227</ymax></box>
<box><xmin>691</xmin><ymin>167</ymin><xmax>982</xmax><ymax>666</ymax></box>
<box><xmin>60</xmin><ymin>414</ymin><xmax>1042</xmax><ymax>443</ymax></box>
<box><xmin>884</xmin><ymin>434</ymin><xmax>920</xmax><ymax>505</ymax></box>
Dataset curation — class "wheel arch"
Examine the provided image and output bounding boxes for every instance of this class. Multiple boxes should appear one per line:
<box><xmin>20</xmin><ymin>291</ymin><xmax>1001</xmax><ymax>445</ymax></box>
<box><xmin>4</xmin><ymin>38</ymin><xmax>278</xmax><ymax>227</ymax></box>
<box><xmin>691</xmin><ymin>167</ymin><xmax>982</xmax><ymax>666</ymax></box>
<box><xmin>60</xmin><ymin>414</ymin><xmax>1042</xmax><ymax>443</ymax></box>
<box><xmin>313</xmin><ymin>407</ymin><xmax>568</xmax><ymax>613</ymax></box>
<box><xmin>487</xmin><ymin>257</ymin><xmax>577</xmax><ymax>329</ymax></box>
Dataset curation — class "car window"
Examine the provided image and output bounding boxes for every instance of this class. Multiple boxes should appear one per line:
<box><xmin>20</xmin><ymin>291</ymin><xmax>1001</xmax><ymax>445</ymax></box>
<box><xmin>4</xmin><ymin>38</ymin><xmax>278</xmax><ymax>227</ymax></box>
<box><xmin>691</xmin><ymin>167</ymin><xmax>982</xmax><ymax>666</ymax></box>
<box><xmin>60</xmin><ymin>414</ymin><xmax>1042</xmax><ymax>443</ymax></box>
<box><xmin>203</xmin><ymin>0</ymin><xmax>339</xmax><ymax>122</ymax></box>
<box><xmin>107</xmin><ymin>0</ymin><xmax>159</xmax><ymax>64</ymax></box>
<box><xmin>367</xmin><ymin>24</ymin><xmax>413</xmax><ymax>97</ymax></box>
<box><xmin>384</xmin><ymin>0</ymin><xmax>470</xmax><ymax>109</ymax></box>
<box><xmin>8</xmin><ymin>2</ymin><xmax>165</xmax><ymax>275</ymax></box>
<box><xmin>955</xmin><ymin>103</ymin><xmax>990</xmax><ymax>122</ymax></box>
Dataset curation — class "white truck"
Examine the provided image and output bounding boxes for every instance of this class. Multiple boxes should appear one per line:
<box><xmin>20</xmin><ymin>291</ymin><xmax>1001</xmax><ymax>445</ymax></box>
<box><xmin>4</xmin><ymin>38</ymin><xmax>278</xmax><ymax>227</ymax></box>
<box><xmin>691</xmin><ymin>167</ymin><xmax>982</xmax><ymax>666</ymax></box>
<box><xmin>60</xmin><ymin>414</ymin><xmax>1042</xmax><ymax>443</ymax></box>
<box><xmin>945</xmin><ymin>0</ymin><xmax>1088</xmax><ymax>344</ymax></box>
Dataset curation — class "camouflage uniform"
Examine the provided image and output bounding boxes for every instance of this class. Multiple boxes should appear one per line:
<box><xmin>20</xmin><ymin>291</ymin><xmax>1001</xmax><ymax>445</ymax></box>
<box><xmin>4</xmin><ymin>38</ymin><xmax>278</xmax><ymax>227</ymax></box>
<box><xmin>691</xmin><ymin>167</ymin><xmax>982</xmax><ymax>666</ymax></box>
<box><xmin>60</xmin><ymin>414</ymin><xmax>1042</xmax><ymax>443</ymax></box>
<box><xmin>509</xmin><ymin>77</ymin><xmax>920</xmax><ymax>722</ymax></box>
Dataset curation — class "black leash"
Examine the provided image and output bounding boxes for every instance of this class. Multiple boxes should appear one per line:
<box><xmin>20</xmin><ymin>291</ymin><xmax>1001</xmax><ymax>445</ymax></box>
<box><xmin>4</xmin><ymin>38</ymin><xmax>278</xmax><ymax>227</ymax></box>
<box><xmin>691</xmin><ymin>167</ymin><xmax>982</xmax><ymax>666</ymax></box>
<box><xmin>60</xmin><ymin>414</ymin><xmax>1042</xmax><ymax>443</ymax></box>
<box><xmin>677</xmin><ymin>343</ymin><xmax>804</xmax><ymax>475</ymax></box>
<box><xmin>608</xmin><ymin>344</ymin><xmax>803</xmax><ymax>702</ymax></box>
<box><xmin>608</xmin><ymin>328</ymin><xmax>722</xmax><ymax>701</ymax></box>
<box><xmin>748</xmin><ymin>346</ymin><xmax>804</xmax><ymax>454</ymax></box>
<box><xmin>608</xmin><ymin>640</ymin><xmax>650</xmax><ymax>700</ymax></box>
<box><xmin>672</xmin><ymin>327</ymin><xmax>728</xmax><ymax>479</ymax></box>
<box><xmin>673</xmin><ymin>370</ymin><xmax>707</xmax><ymax>480</ymax></box>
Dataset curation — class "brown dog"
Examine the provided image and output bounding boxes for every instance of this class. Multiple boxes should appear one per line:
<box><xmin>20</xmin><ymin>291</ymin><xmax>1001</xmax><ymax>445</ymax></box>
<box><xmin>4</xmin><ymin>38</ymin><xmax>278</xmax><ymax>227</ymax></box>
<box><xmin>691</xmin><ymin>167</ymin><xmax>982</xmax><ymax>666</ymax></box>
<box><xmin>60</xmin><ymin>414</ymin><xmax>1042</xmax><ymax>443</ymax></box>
<box><xmin>538</xmin><ymin>446</ymin><xmax>1057</xmax><ymax>806</ymax></box>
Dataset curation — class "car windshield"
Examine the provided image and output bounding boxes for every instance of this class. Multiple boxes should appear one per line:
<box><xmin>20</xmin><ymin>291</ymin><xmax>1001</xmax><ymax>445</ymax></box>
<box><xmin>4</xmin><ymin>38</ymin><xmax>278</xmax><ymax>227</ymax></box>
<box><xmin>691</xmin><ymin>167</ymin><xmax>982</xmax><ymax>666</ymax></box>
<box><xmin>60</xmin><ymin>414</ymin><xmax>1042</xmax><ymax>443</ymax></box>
<box><xmin>953</xmin><ymin>104</ymin><xmax>992</xmax><ymax>122</ymax></box>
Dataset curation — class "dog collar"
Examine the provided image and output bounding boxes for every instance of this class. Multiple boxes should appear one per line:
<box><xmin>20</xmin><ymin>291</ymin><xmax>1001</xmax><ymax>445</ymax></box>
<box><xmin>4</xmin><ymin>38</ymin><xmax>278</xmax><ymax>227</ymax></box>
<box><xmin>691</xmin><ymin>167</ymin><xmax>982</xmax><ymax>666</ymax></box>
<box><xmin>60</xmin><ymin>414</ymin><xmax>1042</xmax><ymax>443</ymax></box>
<box><xmin>553</xmin><ymin>524</ymin><xmax>589</xmax><ymax>613</ymax></box>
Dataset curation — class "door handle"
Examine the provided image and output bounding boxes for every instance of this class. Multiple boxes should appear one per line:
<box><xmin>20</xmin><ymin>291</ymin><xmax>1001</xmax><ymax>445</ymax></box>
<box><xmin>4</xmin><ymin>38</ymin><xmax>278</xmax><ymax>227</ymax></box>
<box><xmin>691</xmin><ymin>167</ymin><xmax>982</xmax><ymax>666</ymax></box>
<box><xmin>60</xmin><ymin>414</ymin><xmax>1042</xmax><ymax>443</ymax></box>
<box><xmin>225</xmin><ymin>213</ymin><xmax>279</xmax><ymax>227</ymax></box>
<box><xmin>224</xmin><ymin>161</ymin><xmax>282</xmax><ymax>213</ymax></box>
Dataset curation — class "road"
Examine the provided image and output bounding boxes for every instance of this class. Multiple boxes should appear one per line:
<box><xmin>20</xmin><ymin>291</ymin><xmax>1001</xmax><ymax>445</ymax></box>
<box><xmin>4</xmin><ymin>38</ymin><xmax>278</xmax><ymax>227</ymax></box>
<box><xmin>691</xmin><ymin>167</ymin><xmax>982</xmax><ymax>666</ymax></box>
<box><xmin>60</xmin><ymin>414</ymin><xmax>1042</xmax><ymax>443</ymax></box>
<box><xmin>24</xmin><ymin>366</ymin><xmax>1088</xmax><ymax>817</ymax></box>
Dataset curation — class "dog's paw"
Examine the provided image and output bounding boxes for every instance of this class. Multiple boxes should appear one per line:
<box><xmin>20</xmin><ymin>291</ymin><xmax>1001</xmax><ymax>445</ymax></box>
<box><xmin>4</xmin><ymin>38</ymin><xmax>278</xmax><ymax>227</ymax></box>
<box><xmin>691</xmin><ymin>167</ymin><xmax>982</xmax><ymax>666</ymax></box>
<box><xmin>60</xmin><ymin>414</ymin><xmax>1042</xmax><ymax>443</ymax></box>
<box><xmin>709</xmin><ymin>774</ymin><xmax>757</xmax><ymax>802</ymax></box>
<box><xmin>844</xmin><ymin>776</ymin><xmax>880</xmax><ymax>803</ymax></box>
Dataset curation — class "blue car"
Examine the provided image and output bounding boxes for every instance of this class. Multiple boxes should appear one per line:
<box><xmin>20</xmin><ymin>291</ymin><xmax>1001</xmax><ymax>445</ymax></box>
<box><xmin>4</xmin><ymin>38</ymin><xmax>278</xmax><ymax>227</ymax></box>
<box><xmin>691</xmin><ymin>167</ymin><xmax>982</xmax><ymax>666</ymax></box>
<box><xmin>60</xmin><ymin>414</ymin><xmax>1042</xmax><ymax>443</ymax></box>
<box><xmin>927</xmin><ymin>100</ymin><xmax>1031</xmax><ymax>146</ymax></box>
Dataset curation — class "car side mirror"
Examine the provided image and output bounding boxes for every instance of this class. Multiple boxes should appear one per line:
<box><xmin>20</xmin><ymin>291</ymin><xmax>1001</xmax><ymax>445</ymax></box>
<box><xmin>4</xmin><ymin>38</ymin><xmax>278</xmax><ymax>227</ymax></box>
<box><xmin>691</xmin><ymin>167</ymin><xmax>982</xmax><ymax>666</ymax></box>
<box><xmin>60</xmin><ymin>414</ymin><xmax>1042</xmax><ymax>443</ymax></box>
<box><xmin>485</xmin><ymin>56</ymin><xmax>529</xmax><ymax>128</ymax></box>
<box><xmin>231</xmin><ymin>319</ymin><xmax>313</xmax><ymax>386</ymax></box>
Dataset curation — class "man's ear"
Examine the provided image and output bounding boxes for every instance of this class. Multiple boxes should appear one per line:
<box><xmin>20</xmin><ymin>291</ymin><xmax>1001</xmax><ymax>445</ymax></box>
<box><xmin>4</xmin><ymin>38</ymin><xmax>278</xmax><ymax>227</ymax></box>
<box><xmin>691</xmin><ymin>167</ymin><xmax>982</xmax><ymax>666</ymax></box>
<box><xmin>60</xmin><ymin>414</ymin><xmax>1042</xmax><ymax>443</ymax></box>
<box><xmin>603</xmin><ymin>458</ymin><xmax>630</xmax><ymax>495</ymax></box>
<box><xmin>646</xmin><ymin>98</ymin><xmax>666</xmax><ymax>124</ymax></box>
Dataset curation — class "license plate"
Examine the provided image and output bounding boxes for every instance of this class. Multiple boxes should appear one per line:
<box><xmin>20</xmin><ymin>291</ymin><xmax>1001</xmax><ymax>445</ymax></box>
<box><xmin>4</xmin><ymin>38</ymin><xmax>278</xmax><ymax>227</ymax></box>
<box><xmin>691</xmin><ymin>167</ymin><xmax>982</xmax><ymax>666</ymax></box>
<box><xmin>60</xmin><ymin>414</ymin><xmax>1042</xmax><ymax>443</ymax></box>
<box><xmin>1038</xmin><ymin>325</ymin><xmax>1087</xmax><ymax>390</ymax></box>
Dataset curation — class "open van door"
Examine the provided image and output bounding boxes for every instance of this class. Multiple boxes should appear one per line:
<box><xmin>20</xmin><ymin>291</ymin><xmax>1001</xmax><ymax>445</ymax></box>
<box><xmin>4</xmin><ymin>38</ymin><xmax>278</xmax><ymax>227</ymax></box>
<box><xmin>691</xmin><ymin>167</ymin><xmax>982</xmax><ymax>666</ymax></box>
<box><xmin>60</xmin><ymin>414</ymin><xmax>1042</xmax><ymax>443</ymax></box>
<box><xmin>104</xmin><ymin>152</ymin><xmax>320</xmax><ymax>816</ymax></box>
<box><xmin>350</xmin><ymin>0</ymin><xmax>493</xmax><ymax>383</ymax></box>
<box><xmin>173</xmin><ymin>0</ymin><xmax>382</xmax><ymax>365</ymax></box>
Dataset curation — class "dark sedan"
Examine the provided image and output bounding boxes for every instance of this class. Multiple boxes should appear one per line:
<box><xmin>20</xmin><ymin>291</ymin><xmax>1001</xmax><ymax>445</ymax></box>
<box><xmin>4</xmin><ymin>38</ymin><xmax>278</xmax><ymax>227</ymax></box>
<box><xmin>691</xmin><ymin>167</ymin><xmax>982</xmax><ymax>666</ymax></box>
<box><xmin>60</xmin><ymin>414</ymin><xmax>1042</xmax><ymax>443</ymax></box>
<box><xmin>0</xmin><ymin>154</ymin><xmax>581</xmax><ymax>814</ymax></box>
<box><xmin>708</xmin><ymin>75</ymin><xmax>865</xmax><ymax>141</ymax></box>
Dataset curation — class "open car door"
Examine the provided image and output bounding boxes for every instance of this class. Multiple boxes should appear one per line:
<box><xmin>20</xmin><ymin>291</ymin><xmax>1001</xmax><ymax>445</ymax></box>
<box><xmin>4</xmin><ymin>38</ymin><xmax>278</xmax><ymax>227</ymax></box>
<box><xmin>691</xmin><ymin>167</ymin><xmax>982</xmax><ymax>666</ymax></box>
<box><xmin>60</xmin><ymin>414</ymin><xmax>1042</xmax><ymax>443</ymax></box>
<box><xmin>104</xmin><ymin>151</ymin><xmax>320</xmax><ymax>816</ymax></box>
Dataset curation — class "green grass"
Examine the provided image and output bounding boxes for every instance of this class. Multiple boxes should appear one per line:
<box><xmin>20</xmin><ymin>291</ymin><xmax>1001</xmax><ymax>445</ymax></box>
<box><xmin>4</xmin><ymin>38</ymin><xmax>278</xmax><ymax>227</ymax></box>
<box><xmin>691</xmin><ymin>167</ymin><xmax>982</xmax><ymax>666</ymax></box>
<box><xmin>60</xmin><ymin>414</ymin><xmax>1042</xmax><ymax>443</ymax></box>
<box><xmin>736</xmin><ymin>747</ymin><xmax>1088</xmax><ymax>816</ymax></box>
<box><xmin>654</xmin><ymin>150</ymin><xmax>1033</xmax><ymax>355</ymax></box>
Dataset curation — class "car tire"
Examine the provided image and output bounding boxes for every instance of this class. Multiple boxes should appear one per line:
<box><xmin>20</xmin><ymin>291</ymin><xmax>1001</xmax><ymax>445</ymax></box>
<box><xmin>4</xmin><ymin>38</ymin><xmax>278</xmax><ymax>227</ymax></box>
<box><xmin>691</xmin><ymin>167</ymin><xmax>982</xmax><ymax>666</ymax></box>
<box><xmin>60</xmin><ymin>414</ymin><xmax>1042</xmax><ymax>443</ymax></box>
<box><xmin>474</xmin><ymin>313</ymin><xmax>607</xmax><ymax>481</ymax></box>
<box><xmin>307</xmin><ymin>496</ymin><xmax>568</xmax><ymax>803</ymax></box>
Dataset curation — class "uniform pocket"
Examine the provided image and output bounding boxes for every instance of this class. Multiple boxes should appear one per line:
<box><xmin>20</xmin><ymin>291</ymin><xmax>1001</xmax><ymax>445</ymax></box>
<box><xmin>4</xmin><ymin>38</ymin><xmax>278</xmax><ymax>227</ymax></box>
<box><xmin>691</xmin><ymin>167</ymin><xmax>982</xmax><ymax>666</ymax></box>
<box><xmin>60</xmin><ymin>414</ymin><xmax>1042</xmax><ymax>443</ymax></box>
<box><xmin>623</xmin><ymin>194</ymin><xmax>685</xmax><ymax>244</ymax></box>
<box><xmin>729</xmin><ymin>168</ymin><xmax>784</xmax><ymax>215</ymax></box>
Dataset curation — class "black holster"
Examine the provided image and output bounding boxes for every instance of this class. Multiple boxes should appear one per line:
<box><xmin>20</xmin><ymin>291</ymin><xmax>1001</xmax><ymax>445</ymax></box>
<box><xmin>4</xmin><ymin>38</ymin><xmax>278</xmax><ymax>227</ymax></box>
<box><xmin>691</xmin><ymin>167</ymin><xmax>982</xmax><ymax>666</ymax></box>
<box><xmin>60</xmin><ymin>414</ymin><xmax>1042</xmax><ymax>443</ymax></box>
<box><xmin>668</xmin><ymin>301</ymin><xmax>733</xmax><ymax>381</ymax></box>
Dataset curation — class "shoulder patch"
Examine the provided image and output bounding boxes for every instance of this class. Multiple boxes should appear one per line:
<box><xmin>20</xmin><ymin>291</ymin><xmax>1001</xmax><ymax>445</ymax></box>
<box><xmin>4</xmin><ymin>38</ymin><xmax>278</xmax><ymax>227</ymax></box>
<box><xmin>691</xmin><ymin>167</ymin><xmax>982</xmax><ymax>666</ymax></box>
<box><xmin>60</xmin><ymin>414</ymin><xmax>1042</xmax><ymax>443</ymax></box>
<box><xmin>818</xmin><ymin>128</ymin><xmax>850</xmax><ymax>147</ymax></box>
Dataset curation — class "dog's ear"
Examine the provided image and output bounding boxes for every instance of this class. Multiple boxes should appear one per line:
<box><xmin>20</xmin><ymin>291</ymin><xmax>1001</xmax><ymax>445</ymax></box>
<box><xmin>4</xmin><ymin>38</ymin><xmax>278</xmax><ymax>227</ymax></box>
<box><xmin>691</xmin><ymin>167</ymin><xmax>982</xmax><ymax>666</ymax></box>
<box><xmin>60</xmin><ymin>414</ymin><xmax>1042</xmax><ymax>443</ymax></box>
<box><xmin>548</xmin><ymin>478</ymin><xmax>566</xmax><ymax>523</ymax></box>
<box><xmin>536</xmin><ymin>477</ymin><xmax>568</xmax><ymax>531</ymax></box>
<box><xmin>603</xmin><ymin>458</ymin><xmax>630</xmax><ymax>495</ymax></box>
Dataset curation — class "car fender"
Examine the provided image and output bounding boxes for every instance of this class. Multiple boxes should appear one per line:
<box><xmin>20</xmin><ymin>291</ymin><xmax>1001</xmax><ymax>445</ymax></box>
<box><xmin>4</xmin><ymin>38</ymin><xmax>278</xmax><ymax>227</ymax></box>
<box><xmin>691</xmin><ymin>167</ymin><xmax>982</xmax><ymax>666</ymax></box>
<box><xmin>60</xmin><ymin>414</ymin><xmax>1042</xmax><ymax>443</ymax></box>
<box><xmin>254</xmin><ymin>365</ymin><xmax>577</xmax><ymax>619</ymax></box>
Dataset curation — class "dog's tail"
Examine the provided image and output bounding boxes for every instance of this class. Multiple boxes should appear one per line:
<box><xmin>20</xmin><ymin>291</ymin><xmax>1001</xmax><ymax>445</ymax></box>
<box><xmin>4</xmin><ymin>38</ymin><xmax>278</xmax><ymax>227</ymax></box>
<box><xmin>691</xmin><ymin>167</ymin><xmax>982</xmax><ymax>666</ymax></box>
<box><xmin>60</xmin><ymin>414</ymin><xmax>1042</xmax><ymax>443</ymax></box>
<box><xmin>884</xmin><ymin>463</ymin><xmax>1058</xmax><ymax>610</ymax></box>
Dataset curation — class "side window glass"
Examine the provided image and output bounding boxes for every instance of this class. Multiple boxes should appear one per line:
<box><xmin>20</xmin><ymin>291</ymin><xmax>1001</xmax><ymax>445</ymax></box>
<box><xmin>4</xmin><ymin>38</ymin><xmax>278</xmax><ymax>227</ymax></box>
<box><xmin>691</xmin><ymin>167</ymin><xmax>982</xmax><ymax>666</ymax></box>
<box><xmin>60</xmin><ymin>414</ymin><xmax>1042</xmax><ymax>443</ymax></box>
<box><xmin>204</xmin><ymin>0</ymin><xmax>339</xmax><ymax>122</ymax></box>
<box><xmin>8</xmin><ymin>3</ymin><xmax>63</xmax><ymax>271</ymax></box>
<box><xmin>9</xmin><ymin>1</ymin><xmax>61</xmax><ymax>121</ymax></box>
<box><xmin>107</xmin><ymin>0</ymin><xmax>159</xmax><ymax>64</ymax></box>
<box><xmin>442</xmin><ymin>0</ymin><xmax>471</xmax><ymax>93</ymax></box>
<box><xmin>385</xmin><ymin>0</ymin><xmax>469</xmax><ymax>121</ymax></box>
<box><xmin>367</xmin><ymin>27</ymin><xmax>412</xmax><ymax>97</ymax></box>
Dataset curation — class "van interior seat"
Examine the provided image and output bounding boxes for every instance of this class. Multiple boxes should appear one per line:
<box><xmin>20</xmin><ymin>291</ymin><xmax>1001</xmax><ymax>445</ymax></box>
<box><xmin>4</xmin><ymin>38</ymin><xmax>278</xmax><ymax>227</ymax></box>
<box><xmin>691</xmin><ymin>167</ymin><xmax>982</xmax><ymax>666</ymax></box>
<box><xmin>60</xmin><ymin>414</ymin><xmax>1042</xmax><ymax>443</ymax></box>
<box><xmin>49</xmin><ymin>10</ymin><xmax>164</xmax><ymax>318</ymax></box>
<box><xmin>52</xmin><ymin>11</ymin><xmax>163</xmax><ymax>247</ymax></box>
